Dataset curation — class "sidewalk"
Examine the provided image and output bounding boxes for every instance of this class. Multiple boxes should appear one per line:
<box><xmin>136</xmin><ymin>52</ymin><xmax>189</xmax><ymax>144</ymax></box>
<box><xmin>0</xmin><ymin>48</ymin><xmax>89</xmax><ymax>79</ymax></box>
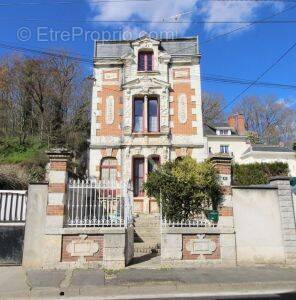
<box><xmin>1</xmin><ymin>266</ymin><xmax>296</xmax><ymax>299</ymax></box>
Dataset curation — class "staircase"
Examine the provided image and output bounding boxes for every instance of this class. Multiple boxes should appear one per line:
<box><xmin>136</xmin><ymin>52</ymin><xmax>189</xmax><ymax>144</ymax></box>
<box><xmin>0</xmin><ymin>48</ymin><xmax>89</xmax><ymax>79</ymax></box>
<box><xmin>134</xmin><ymin>214</ymin><xmax>161</xmax><ymax>255</ymax></box>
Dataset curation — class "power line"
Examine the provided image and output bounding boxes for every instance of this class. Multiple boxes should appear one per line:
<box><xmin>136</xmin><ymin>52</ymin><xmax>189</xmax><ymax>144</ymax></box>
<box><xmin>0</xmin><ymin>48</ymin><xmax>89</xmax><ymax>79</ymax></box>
<box><xmin>1</xmin><ymin>0</ymin><xmax>296</xmax><ymax>6</ymax></box>
<box><xmin>219</xmin><ymin>40</ymin><xmax>296</xmax><ymax>112</ymax></box>
<box><xmin>162</xmin><ymin>4</ymin><xmax>296</xmax><ymax>56</ymax></box>
<box><xmin>201</xmin><ymin>74</ymin><xmax>296</xmax><ymax>90</ymax></box>
<box><xmin>200</xmin><ymin>4</ymin><xmax>296</xmax><ymax>45</ymax></box>
<box><xmin>0</xmin><ymin>17</ymin><xmax>295</xmax><ymax>24</ymax></box>
<box><xmin>1</xmin><ymin>40</ymin><xmax>296</xmax><ymax>91</ymax></box>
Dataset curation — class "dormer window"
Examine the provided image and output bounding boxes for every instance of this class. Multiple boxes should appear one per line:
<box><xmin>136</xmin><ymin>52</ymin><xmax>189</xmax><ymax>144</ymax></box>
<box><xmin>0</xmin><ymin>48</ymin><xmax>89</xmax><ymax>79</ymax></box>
<box><xmin>217</xmin><ymin>129</ymin><xmax>231</xmax><ymax>135</ymax></box>
<box><xmin>138</xmin><ymin>51</ymin><xmax>153</xmax><ymax>71</ymax></box>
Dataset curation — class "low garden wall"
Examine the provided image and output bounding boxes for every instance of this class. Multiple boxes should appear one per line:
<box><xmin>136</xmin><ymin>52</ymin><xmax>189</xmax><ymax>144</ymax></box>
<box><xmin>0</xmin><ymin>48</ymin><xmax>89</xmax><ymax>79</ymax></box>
<box><xmin>232</xmin><ymin>185</ymin><xmax>285</xmax><ymax>264</ymax></box>
<box><xmin>22</xmin><ymin>149</ymin><xmax>134</xmax><ymax>270</ymax></box>
<box><xmin>233</xmin><ymin>177</ymin><xmax>296</xmax><ymax>265</ymax></box>
<box><xmin>161</xmin><ymin>227</ymin><xmax>236</xmax><ymax>266</ymax></box>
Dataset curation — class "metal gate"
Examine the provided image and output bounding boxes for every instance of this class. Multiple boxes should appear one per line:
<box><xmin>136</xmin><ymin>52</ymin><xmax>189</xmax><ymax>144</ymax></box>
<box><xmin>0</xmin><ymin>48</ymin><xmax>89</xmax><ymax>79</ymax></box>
<box><xmin>0</xmin><ymin>190</ymin><xmax>27</xmax><ymax>265</ymax></box>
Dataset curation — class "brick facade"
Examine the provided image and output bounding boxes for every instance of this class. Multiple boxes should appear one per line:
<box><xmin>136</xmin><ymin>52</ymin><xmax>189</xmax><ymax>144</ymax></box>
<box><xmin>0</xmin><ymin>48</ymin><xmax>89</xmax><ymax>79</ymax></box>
<box><xmin>219</xmin><ymin>206</ymin><xmax>233</xmax><ymax>217</ymax></box>
<box><xmin>96</xmin><ymin>84</ymin><xmax>122</xmax><ymax>137</ymax></box>
<box><xmin>46</xmin><ymin>205</ymin><xmax>65</xmax><ymax>216</ymax></box>
<box><xmin>170</xmin><ymin>82</ymin><xmax>196</xmax><ymax>135</ymax></box>
<box><xmin>48</xmin><ymin>183</ymin><xmax>67</xmax><ymax>193</ymax></box>
<box><xmin>50</xmin><ymin>161</ymin><xmax>67</xmax><ymax>171</ymax></box>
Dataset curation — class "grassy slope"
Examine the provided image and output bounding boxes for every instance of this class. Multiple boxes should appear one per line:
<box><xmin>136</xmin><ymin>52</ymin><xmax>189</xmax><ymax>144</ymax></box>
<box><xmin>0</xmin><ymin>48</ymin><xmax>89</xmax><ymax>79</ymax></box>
<box><xmin>0</xmin><ymin>137</ymin><xmax>46</xmax><ymax>164</ymax></box>
<box><xmin>0</xmin><ymin>138</ymin><xmax>48</xmax><ymax>189</ymax></box>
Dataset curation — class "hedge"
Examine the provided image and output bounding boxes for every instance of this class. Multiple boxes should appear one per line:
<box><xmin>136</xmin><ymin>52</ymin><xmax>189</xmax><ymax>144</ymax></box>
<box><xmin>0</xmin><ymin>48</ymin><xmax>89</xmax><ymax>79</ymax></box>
<box><xmin>233</xmin><ymin>162</ymin><xmax>289</xmax><ymax>186</ymax></box>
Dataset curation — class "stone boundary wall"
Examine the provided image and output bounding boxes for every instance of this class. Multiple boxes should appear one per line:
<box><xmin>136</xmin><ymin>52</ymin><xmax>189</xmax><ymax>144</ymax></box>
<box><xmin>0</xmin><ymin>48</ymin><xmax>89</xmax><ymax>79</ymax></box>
<box><xmin>161</xmin><ymin>227</ymin><xmax>236</xmax><ymax>266</ymax></box>
<box><xmin>22</xmin><ymin>149</ymin><xmax>134</xmax><ymax>270</ymax></box>
<box><xmin>270</xmin><ymin>177</ymin><xmax>296</xmax><ymax>264</ymax></box>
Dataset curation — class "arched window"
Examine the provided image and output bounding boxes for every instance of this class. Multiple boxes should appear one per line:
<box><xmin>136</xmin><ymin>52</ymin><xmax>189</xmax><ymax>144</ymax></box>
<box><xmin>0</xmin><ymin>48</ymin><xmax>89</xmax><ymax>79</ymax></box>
<box><xmin>148</xmin><ymin>155</ymin><xmax>160</xmax><ymax>174</ymax></box>
<box><xmin>138</xmin><ymin>51</ymin><xmax>153</xmax><ymax>72</ymax></box>
<box><xmin>100</xmin><ymin>157</ymin><xmax>117</xmax><ymax>181</ymax></box>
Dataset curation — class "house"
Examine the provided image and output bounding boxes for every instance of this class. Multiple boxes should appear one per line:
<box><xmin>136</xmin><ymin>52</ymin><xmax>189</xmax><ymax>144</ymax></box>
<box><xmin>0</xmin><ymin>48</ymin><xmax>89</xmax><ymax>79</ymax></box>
<box><xmin>204</xmin><ymin>113</ymin><xmax>249</xmax><ymax>163</ymax></box>
<box><xmin>89</xmin><ymin>36</ymin><xmax>206</xmax><ymax>214</ymax></box>
<box><xmin>240</xmin><ymin>145</ymin><xmax>296</xmax><ymax>176</ymax></box>
<box><xmin>89</xmin><ymin>36</ymin><xmax>296</xmax><ymax>215</ymax></box>
<box><xmin>204</xmin><ymin>113</ymin><xmax>296</xmax><ymax>176</ymax></box>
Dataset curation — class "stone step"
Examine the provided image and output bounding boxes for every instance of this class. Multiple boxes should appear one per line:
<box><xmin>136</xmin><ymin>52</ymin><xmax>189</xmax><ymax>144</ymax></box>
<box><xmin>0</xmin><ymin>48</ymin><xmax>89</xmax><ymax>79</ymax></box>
<box><xmin>134</xmin><ymin>235</ymin><xmax>160</xmax><ymax>244</ymax></box>
<box><xmin>134</xmin><ymin>242</ymin><xmax>160</xmax><ymax>254</ymax></box>
<box><xmin>134</xmin><ymin>228</ymin><xmax>160</xmax><ymax>236</ymax></box>
<box><xmin>134</xmin><ymin>220</ymin><xmax>160</xmax><ymax>226</ymax></box>
<box><xmin>134</xmin><ymin>214</ymin><xmax>160</xmax><ymax>221</ymax></box>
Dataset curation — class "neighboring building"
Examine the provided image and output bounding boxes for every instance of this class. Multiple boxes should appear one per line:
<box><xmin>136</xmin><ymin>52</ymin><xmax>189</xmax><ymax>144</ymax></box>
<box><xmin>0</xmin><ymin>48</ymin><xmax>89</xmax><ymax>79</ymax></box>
<box><xmin>240</xmin><ymin>145</ymin><xmax>296</xmax><ymax>176</ymax></box>
<box><xmin>204</xmin><ymin>114</ymin><xmax>249</xmax><ymax>163</ymax></box>
<box><xmin>89</xmin><ymin>36</ymin><xmax>206</xmax><ymax>214</ymax></box>
<box><xmin>204</xmin><ymin>113</ymin><xmax>296</xmax><ymax>176</ymax></box>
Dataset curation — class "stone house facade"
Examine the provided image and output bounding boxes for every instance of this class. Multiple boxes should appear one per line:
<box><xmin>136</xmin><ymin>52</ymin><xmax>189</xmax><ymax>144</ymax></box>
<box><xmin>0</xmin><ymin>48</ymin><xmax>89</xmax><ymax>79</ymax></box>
<box><xmin>89</xmin><ymin>36</ymin><xmax>296</xmax><ymax>215</ymax></box>
<box><xmin>89</xmin><ymin>36</ymin><xmax>206</xmax><ymax>214</ymax></box>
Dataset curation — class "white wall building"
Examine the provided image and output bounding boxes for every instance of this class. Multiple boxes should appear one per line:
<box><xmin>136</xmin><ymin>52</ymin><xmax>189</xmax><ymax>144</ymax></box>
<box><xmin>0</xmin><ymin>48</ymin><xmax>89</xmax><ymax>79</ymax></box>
<box><xmin>204</xmin><ymin>114</ymin><xmax>296</xmax><ymax>176</ymax></box>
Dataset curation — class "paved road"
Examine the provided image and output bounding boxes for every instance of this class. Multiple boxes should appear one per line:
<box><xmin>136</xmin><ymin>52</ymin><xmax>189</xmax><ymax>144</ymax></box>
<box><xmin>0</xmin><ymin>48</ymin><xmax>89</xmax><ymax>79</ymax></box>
<box><xmin>120</xmin><ymin>294</ymin><xmax>296</xmax><ymax>300</ymax></box>
<box><xmin>0</xmin><ymin>266</ymin><xmax>296</xmax><ymax>298</ymax></box>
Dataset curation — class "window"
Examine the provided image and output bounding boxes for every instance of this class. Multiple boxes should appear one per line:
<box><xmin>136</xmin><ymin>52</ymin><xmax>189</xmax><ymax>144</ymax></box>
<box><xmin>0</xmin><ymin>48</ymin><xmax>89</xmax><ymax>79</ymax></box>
<box><xmin>217</xmin><ymin>129</ymin><xmax>230</xmax><ymax>135</ymax></box>
<box><xmin>209</xmin><ymin>147</ymin><xmax>212</xmax><ymax>154</ymax></box>
<box><xmin>133</xmin><ymin>99</ymin><xmax>144</xmax><ymax>133</ymax></box>
<box><xmin>148</xmin><ymin>156</ymin><xmax>160</xmax><ymax>174</ymax></box>
<box><xmin>220</xmin><ymin>145</ymin><xmax>229</xmax><ymax>154</ymax></box>
<box><xmin>220</xmin><ymin>129</ymin><xmax>230</xmax><ymax>135</ymax></box>
<box><xmin>138</xmin><ymin>52</ymin><xmax>153</xmax><ymax>71</ymax></box>
<box><xmin>133</xmin><ymin>157</ymin><xmax>145</xmax><ymax>197</ymax></box>
<box><xmin>100</xmin><ymin>157</ymin><xmax>117</xmax><ymax>181</ymax></box>
<box><xmin>133</xmin><ymin>97</ymin><xmax>159</xmax><ymax>133</ymax></box>
<box><xmin>148</xmin><ymin>99</ymin><xmax>158</xmax><ymax>132</ymax></box>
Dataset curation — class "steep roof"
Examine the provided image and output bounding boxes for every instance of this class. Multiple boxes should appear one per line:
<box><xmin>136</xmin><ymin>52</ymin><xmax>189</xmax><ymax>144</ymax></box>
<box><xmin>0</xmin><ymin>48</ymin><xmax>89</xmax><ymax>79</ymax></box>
<box><xmin>203</xmin><ymin>122</ymin><xmax>239</xmax><ymax>136</ymax></box>
<box><xmin>94</xmin><ymin>37</ymin><xmax>199</xmax><ymax>58</ymax></box>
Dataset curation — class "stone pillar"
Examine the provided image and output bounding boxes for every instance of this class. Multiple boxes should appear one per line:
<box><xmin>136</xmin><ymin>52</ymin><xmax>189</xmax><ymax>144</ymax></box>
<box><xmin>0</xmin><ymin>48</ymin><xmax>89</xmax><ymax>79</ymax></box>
<box><xmin>23</xmin><ymin>183</ymin><xmax>48</xmax><ymax>268</ymax></box>
<box><xmin>210</xmin><ymin>155</ymin><xmax>233</xmax><ymax>222</ymax></box>
<box><xmin>270</xmin><ymin>176</ymin><xmax>296</xmax><ymax>264</ymax></box>
<box><xmin>43</xmin><ymin>148</ymin><xmax>72</xmax><ymax>267</ymax></box>
<box><xmin>210</xmin><ymin>155</ymin><xmax>236</xmax><ymax>265</ymax></box>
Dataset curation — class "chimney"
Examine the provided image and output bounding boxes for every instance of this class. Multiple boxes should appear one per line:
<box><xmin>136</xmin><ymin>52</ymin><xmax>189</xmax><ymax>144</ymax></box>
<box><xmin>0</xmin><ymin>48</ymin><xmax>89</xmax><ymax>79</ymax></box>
<box><xmin>228</xmin><ymin>113</ymin><xmax>246</xmax><ymax>136</ymax></box>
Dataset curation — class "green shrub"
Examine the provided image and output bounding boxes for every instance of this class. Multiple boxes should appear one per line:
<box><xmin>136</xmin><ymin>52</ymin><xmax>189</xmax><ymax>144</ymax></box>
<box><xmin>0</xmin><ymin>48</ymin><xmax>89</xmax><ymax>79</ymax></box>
<box><xmin>144</xmin><ymin>157</ymin><xmax>221</xmax><ymax>222</ymax></box>
<box><xmin>233</xmin><ymin>162</ymin><xmax>289</xmax><ymax>186</ymax></box>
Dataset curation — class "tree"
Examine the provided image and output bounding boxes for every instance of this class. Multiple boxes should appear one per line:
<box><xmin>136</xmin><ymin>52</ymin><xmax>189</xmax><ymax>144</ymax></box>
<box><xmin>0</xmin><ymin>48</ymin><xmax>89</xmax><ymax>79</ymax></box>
<box><xmin>144</xmin><ymin>157</ymin><xmax>221</xmax><ymax>222</ymax></box>
<box><xmin>0</xmin><ymin>52</ymin><xmax>91</xmax><ymax>179</ymax></box>
<box><xmin>202</xmin><ymin>92</ymin><xmax>225</xmax><ymax>124</ymax></box>
<box><xmin>233</xmin><ymin>95</ymin><xmax>296</xmax><ymax>146</ymax></box>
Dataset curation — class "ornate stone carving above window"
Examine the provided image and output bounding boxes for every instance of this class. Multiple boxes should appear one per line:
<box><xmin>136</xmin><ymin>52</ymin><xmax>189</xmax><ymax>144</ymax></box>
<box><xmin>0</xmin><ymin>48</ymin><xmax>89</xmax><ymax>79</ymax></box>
<box><xmin>178</xmin><ymin>93</ymin><xmax>188</xmax><ymax>124</ymax></box>
<box><xmin>105</xmin><ymin>95</ymin><xmax>115</xmax><ymax>125</ymax></box>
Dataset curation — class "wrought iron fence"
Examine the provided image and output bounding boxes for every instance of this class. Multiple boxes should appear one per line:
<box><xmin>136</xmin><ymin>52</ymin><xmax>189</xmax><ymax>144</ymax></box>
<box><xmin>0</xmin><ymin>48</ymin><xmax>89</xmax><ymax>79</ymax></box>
<box><xmin>161</xmin><ymin>218</ymin><xmax>217</xmax><ymax>228</ymax></box>
<box><xmin>0</xmin><ymin>190</ymin><xmax>27</xmax><ymax>223</ymax></box>
<box><xmin>160</xmin><ymin>205</ymin><xmax>217</xmax><ymax>228</ymax></box>
<box><xmin>65</xmin><ymin>180</ymin><xmax>133</xmax><ymax>228</ymax></box>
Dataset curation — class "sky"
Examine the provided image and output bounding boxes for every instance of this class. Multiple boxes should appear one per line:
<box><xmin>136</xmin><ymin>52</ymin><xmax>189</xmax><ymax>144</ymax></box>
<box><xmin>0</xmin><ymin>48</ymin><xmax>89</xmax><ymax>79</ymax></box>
<box><xmin>0</xmin><ymin>0</ymin><xmax>295</xmax><ymax>113</ymax></box>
